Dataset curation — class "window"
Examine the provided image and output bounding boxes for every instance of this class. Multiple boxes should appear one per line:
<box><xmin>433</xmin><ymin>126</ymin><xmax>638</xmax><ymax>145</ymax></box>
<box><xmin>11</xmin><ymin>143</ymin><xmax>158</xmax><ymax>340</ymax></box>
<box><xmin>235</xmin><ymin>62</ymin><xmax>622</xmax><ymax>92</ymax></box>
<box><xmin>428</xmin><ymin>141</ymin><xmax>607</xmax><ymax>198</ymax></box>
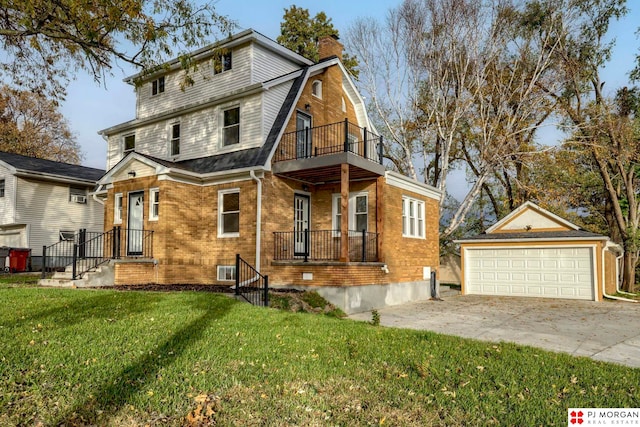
<box><xmin>332</xmin><ymin>192</ymin><xmax>368</xmax><ymax>233</ymax></box>
<box><xmin>170</xmin><ymin>122</ymin><xmax>180</xmax><ymax>156</ymax></box>
<box><xmin>214</xmin><ymin>51</ymin><xmax>232</xmax><ymax>74</ymax></box>
<box><xmin>123</xmin><ymin>134</ymin><xmax>135</xmax><ymax>153</ymax></box>
<box><xmin>59</xmin><ymin>231</ymin><xmax>75</xmax><ymax>241</ymax></box>
<box><xmin>217</xmin><ymin>265</ymin><xmax>236</xmax><ymax>281</ymax></box>
<box><xmin>69</xmin><ymin>186</ymin><xmax>87</xmax><ymax>204</ymax></box>
<box><xmin>402</xmin><ymin>196</ymin><xmax>425</xmax><ymax>238</ymax></box>
<box><xmin>312</xmin><ymin>80</ymin><xmax>322</xmax><ymax>98</ymax></box>
<box><xmin>151</xmin><ymin>76</ymin><xmax>165</xmax><ymax>95</ymax></box>
<box><xmin>218</xmin><ymin>189</ymin><xmax>239</xmax><ymax>237</ymax></box>
<box><xmin>149</xmin><ymin>188</ymin><xmax>159</xmax><ymax>221</ymax></box>
<box><xmin>0</xmin><ymin>179</ymin><xmax>4</xmax><ymax>198</ymax></box>
<box><xmin>222</xmin><ymin>107</ymin><xmax>240</xmax><ymax>146</ymax></box>
<box><xmin>114</xmin><ymin>193</ymin><xmax>123</xmax><ymax>224</ymax></box>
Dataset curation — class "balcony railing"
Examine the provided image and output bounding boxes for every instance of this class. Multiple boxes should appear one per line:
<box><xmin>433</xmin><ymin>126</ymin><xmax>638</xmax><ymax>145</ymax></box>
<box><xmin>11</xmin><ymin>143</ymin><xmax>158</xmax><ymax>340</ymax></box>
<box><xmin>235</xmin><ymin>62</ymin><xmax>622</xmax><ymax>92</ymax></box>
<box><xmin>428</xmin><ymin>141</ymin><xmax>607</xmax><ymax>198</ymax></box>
<box><xmin>274</xmin><ymin>119</ymin><xmax>383</xmax><ymax>164</ymax></box>
<box><xmin>273</xmin><ymin>229</ymin><xmax>379</xmax><ymax>262</ymax></box>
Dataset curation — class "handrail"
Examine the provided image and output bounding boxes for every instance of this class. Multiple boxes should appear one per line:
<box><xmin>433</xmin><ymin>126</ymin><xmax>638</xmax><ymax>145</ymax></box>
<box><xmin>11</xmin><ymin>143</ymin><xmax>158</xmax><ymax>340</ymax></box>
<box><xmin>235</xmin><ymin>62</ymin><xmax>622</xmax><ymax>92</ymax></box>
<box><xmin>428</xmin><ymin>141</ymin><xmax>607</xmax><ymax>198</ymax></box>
<box><xmin>274</xmin><ymin>119</ymin><xmax>383</xmax><ymax>164</ymax></box>
<box><xmin>273</xmin><ymin>229</ymin><xmax>379</xmax><ymax>262</ymax></box>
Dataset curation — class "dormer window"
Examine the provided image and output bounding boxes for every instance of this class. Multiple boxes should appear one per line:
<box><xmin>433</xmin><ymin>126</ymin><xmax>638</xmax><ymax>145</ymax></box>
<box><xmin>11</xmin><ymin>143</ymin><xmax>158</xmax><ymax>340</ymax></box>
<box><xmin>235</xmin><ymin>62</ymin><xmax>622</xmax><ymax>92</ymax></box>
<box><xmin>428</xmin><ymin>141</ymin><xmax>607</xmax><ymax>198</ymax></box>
<box><xmin>312</xmin><ymin>80</ymin><xmax>322</xmax><ymax>99</ymax></box>
<box><xmin>151</xmin><ymin>76</ymin><xmax>165</xmax><ymax>95</ymax></box>
<box><xmin>123</xmin><ymin>134</ymin><xmax>135</xmax><ymax>153</ymax></box>
<box><xmin>214</xmin><ymin>51</ymin><xmax>232</xmax><ymax>74</ymax></box>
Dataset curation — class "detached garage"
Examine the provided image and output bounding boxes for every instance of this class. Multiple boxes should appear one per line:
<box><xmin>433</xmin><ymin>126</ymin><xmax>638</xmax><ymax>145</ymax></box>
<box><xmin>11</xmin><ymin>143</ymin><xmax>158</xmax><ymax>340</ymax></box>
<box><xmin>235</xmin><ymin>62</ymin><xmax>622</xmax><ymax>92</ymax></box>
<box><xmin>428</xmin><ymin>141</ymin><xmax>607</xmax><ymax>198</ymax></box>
<box><xmin>456</xmin><ymin>202</ymin><xmax>622</xmax><ymax>301</ymax></box>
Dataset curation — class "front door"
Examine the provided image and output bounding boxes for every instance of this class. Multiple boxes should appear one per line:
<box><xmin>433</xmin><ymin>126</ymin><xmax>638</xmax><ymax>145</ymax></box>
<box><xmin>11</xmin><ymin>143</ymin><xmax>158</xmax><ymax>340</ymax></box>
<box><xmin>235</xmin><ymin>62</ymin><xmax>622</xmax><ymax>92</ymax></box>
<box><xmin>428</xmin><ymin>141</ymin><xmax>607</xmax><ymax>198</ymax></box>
<box><xmin>127</xmin><ymin>191</ymin><xmax>144</xmax><ymax>255</ymax></box>
<box><xmin>293</xmin><ymin>194</ymin><xmax>310</xmax><ymax>256</ymax></box>
<box><xmin>296</xmin><ymin>112</ymin><xmax>312</xmax><ymax>158</ymax></box>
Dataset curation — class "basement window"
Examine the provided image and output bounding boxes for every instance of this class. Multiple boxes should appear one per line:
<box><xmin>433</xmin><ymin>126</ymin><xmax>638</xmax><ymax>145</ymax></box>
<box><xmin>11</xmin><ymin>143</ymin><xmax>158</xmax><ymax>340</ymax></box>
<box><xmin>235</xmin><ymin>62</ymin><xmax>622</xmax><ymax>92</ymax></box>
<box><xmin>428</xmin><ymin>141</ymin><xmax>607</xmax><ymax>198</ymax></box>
<box><xmin>217</xmin><ymin>265</ymin><xmax>236</xmax><ymax>281</ymax></box>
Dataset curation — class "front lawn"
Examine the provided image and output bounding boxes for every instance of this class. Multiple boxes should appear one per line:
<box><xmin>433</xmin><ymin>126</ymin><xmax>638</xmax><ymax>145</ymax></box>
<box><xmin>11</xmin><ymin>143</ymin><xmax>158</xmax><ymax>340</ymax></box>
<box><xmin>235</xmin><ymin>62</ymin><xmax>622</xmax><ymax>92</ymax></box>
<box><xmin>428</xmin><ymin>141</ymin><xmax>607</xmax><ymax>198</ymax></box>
<box><xmin>1</xmin><ymin>284</ymin><xmax>638</xmax><ymax>426</ymax></box>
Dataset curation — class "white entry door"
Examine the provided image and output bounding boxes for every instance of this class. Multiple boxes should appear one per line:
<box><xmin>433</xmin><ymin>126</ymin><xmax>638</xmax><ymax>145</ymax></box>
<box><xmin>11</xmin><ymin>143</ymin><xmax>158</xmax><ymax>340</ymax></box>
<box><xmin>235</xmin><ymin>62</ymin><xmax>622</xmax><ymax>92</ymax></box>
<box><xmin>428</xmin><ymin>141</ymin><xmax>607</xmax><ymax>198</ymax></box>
<box><xmin>127</xmin><ymin>192</ymin><xmax>144</xmax><ymax>255</ymax></box>
<box><xmin>294</xmin><ymin>194</ymin><xmax>310</xmax><ymax>255</ymax></box>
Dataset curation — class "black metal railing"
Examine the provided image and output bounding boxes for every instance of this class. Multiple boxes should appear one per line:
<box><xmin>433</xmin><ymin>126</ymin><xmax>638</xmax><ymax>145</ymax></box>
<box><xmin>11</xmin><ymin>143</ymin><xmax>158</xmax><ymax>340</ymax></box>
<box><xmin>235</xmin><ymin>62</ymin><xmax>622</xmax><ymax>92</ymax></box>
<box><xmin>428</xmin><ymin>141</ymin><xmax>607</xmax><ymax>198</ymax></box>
<box><xmin>235</xmin><ymin>254</ymin><xmax>269</xmax><ymax>307</ymax></box>
<box><xmin>41</xmin><ymin>227</ymin><xmax>154</xmax><ymax>279</ymax></box>
<box><xmin>274</xmin><ymin>119</ymin><xmax>383</xmax><ymax>164</ymax></box>
<box><xmin>273</xmin><ymin>229</ymin><xmax>379</xmax><ymax>262</ymax></box>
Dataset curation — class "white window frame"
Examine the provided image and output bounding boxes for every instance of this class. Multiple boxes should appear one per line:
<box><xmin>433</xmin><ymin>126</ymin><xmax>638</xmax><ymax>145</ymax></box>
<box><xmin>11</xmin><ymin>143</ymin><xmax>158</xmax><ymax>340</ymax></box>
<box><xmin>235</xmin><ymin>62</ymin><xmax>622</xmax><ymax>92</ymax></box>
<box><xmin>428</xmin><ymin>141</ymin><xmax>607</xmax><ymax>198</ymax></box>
<box><xmin>214</xmin><ymin>51</ymin><xmax>232</xmax><ymax>74</ymax></box>
<box><xmin>114</xmin><ymin>193</ymin><xmax>123</xmax><ymax>224</ymax></box>
<box><xmin>218</xmin><ymin>188</ymin><xmax>240</xmax><ymax>238</ymax></box>
<box><xmin>217</xmin><ymin>265</ymin><xmax>236</xmax><ymax>281</ymax></box>
<box><xmin>312</xmin><ymin>80</ymin><xmax>322</xmax><ymax>99</ymax></box>
<box><xmin>402</xmin><ymin>196</ymin><xmax>425</xmax><ymax>239</ymax></box>
<box><xmin>69</xmin><ymin>186</ymin><xmax>87</xmax><ymax>204</ymax></box>
<box><xmin>149</xmin><ymin>188</ymin><xmax>159</xmax><ymax>221</ymax></box>
<box><xmin>59</xmin><ymin>230</ymin><xmax>75</xmax><ymax>241</ymax></box>
<box><xmin>151</xmin><ymin>76</ymin><xmax>165</xmax><ymax>96</ymax></box>
<box><xmin>169</xmin><ymin>121</ymin><xmax>180</xmax><ymax>156</ymax></box>
<box><xmin>123</xmin><ymin>133</ymin><xmax>135</xmax><ymax>153</ymax></box>
<box><xmin>221</xmin><ymin>105</ymin><xmax>240</xmax><ymax>147</ymax></box>
<box><xmin>331</xmin><ymin>192</ymin><xmax>368</xmax><ymax>234</ymax></box>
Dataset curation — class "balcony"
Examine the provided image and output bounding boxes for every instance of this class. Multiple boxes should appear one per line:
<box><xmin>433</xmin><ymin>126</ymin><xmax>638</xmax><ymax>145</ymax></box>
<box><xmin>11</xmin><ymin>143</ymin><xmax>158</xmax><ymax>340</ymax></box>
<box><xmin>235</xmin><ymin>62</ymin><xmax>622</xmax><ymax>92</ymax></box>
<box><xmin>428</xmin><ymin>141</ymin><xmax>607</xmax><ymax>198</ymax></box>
<box><xmin>272</xmin><ymin>119</ymin><xmax>385</xmax><ymax>183</ymax></box>
<box><xmin>273</xmin><ymin>229</ymin><xmax>379</xmax><ymax>263</ymax></box>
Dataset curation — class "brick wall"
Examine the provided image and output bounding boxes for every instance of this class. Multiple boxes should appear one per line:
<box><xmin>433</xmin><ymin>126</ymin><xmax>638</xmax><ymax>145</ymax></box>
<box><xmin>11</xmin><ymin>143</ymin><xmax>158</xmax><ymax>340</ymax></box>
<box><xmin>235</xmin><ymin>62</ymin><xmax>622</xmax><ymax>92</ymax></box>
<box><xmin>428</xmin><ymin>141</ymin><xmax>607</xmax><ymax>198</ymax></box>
<box><xmin>270</xmin><ymin>262</ymin><xmax>386</xmax><ymax>287</ymax></box>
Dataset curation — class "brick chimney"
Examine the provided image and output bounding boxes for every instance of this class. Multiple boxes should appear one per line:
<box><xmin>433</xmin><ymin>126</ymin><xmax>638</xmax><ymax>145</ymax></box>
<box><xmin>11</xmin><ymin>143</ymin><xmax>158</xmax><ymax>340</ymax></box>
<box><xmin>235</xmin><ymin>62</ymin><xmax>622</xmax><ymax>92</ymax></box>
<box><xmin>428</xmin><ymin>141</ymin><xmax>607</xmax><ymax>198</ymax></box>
<box><xmin>318</xmin><ymin>34</ymin><xmax>343</xmax><ymax>61</ymax></box>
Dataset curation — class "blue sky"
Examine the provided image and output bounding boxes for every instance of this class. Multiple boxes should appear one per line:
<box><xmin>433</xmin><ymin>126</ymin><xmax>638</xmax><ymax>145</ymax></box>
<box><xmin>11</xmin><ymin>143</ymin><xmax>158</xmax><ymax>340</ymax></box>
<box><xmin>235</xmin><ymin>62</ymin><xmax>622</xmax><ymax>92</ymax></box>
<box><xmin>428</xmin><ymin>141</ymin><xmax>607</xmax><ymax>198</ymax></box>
<box><xmin>60</xmin><ymin>1</ymin><xmax>639</xmax><ymax>170</ymax></box>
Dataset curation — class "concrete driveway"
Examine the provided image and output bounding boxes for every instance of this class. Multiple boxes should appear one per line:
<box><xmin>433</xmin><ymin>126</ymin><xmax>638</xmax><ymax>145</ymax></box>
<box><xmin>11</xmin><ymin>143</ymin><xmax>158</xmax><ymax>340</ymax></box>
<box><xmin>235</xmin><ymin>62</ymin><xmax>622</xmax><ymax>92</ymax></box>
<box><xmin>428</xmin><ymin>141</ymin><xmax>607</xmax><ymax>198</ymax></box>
<box><xmin>349</xmin><ymin>295</ymin><xmax>640</xmax><ymax>368</ymax></box>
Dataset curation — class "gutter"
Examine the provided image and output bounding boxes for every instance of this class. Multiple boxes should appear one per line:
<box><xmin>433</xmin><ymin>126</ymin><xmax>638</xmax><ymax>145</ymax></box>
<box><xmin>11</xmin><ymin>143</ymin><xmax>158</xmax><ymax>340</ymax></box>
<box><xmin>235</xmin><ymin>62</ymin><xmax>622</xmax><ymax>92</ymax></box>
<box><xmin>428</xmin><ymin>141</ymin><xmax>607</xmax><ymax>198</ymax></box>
<box><xmin>250</xmin><ymin>170</ymin><xmax>262</xmax><ymax>271</ymax></box>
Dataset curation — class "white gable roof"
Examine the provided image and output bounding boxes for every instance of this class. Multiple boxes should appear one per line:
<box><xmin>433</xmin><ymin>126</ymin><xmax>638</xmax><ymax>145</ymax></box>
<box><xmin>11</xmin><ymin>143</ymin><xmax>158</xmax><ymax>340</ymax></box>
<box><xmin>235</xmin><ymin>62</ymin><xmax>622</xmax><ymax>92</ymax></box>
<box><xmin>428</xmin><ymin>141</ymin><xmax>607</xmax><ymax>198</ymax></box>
<box><xmin>487</xmin><ymin>201</ymin><xmax>580</xmax><ymax>234</ymax></box>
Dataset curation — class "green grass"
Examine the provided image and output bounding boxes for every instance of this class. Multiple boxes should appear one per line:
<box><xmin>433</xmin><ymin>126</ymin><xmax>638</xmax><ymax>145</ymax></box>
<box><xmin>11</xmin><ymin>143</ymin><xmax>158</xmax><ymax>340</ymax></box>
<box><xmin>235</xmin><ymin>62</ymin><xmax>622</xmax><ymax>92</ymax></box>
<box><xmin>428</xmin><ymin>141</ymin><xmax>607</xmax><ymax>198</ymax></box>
<box><xmin>0</xmin><ymin>285</ymin><xmax>639</xmax><ymax>426</ymax></box>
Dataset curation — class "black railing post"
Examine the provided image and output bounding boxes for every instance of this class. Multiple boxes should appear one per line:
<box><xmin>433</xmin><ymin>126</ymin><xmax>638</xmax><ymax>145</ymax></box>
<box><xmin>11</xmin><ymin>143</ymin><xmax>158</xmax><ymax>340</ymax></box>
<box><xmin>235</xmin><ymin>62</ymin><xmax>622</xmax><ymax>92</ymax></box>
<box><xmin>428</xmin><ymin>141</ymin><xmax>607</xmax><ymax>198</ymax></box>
<box><xmin>264</xmin><ymin>275</ymin><xmax>269</xmax><ymax>307</ymax></box>
<box><xmin>361</xmin><ymin>229</ymin><xmax>366</xmax><ymax>262</ymax></box>
<box><xmin>113</xmin><ymin>226</ymin><xmax>121</xmax><ymax>259</ymax></box>
<box><xmin>304</xmin><ymin>228</ymin><xmax>309</xmax><ymax>263</ymax></box>
<box><xmin>41</xmin><ymin>245</ymin><xmax>47</xmax><ymax>279</ymax></box>
<box><xmin>364</xmin><ymin>128</ymin><xmax>368</xmax><ymax>160</ymax></box>
<box><xmin>344</xmin><ymin>118</ymin><xmax>349</xmax><ymax>152</ymax></box>
<box><xmin>235</xmin><ymin>253</ymin><xmax>241</xmax><ymax>296</ymax></box>
<box><xmin>72</xmin><ymin>244</ymin><xmax>78</xmax><ymax>279</ymax></box>
<box><xmin>305</xmin><ymin>127</ymin><xmax>311</xmax><ymax>158</ymax></box>
<box><xmin>78</xmin><ymin>228</ymin><xmax>86</xmax><ymax>259</ymax></box>
<box><xmin>378</xmin><ymin>136</ymin><xmax>383</xmax><ymax>164</ymax></box>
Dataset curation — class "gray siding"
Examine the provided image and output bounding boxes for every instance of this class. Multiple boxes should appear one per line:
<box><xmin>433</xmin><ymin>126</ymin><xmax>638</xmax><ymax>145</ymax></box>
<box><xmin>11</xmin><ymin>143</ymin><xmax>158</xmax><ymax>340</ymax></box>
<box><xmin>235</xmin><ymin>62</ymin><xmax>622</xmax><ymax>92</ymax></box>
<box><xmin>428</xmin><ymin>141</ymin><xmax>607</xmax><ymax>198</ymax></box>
<box><xmin>15</xmin><ymin>178</ymin><xmax>104</xmax><ymax>256</ymax></box>
<box><xmin>0</xmin><ymin>164</ymin><xmax>17</xmax><ymax>224</ymax></box>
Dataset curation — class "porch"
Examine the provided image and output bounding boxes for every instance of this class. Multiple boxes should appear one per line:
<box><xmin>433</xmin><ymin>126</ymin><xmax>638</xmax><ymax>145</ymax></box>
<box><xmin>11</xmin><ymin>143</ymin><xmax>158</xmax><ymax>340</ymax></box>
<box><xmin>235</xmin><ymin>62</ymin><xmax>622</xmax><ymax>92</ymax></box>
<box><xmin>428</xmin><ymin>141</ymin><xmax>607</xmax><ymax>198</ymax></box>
<box><xmin>273</xmin><ymin>229</ymin><xmax>379</xmax><ymax>262</ymax></box>
<box><xmin>272</xmin><ymin>119</ymin><xmax>385</xmax><ymax>183</ymax></box>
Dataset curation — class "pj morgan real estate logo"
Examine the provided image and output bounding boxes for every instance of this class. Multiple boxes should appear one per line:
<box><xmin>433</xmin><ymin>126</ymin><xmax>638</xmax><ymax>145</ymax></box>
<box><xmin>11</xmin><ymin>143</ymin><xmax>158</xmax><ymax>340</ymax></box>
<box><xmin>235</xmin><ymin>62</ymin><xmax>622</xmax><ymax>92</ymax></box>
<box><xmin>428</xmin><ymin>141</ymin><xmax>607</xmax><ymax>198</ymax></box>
<box><xmin>568</xmin><ymin>408</ymin><xmax>640</xmax><ymax>426</ymax></box>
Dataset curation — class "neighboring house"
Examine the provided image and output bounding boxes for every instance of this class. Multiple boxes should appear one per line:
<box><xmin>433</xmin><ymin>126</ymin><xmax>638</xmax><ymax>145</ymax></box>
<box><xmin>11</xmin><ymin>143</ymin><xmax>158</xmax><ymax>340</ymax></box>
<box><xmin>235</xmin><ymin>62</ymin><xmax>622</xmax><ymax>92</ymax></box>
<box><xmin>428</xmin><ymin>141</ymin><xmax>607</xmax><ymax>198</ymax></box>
<box><xmin>456</xmin><ymin>201</ymin><xmax>622</xmax><ymax>301</ymax></box>
<box><xmin>96</xmin><ymin>29</ymin><xmax>441</xmax><ymax>313</ymax></box>
<box><xmin>0</xmin><ymin>151</ymin><xmax>105</xmax><ymax>269</ymax></box>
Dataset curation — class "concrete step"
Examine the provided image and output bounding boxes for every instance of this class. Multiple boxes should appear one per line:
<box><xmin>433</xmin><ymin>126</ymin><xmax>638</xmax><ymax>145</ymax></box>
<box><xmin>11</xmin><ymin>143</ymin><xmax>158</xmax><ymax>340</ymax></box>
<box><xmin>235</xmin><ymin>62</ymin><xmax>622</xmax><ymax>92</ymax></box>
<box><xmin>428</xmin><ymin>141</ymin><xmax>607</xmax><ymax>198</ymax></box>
<box><xmin>40</xmin><ymin>261</ymin><xmax>115</xmax><ymax>288</ymax></box>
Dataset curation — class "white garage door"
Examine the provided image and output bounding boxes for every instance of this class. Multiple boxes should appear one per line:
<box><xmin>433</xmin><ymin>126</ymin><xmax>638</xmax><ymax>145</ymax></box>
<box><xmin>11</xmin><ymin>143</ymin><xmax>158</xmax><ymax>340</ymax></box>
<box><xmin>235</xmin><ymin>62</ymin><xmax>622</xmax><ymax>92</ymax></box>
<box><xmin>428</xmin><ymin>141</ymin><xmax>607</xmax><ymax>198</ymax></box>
<box><xmin>465</xmin><ymin>247</ymin><xmax>594</xmax><ymax>300</ymax></box>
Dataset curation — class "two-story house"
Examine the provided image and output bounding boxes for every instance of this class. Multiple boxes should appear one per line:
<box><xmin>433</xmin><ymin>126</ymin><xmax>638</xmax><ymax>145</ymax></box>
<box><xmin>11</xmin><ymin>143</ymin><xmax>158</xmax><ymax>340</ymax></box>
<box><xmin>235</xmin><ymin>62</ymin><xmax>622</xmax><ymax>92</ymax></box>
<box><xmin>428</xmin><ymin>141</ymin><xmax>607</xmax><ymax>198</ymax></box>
<box><xmin>0</xmin><ymin>151</ymin><xmax>105</xmax><ymax>270</ymax></box>
<box><xmin>95</xmin><ymin>29</ymin><xmax>441</xmax><ymax>313</ymax></box>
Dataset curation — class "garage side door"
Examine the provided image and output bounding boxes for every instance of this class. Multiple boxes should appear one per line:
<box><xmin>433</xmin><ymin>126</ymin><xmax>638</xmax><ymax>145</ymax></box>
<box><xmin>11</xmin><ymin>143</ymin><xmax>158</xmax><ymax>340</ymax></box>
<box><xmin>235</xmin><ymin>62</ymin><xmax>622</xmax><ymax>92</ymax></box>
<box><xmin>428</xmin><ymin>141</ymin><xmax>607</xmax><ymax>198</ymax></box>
<box><xmin>465</xmin><ymin>247</ymin><xmax>594</xmax><ymax>300</ymax></box>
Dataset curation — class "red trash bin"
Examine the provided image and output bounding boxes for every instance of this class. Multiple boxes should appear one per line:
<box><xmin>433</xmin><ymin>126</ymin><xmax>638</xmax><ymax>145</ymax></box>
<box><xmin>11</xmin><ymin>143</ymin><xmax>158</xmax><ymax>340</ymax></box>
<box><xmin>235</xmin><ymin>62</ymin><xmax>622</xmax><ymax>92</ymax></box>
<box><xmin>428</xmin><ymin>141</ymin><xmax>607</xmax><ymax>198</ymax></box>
<box><xmin>8</xmin><ymin>248</ymin><xmax>31</xmax><ymax>273</ymax></box>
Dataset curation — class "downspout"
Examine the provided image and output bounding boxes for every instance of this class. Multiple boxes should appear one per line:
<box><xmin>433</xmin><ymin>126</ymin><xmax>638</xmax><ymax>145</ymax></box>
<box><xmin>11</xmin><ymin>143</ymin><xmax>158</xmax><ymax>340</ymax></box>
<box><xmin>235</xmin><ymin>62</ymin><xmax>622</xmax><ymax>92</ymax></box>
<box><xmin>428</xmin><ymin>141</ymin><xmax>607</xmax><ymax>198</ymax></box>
<box><xmin>250</xmin><ymin>170</ymin><xmax>262</xmax><ymax>271</ymax></box>
<box><xmin>602</xmin><ymin>241</ymin><xmax>637</xmax><ymax>303</ymax></box>
<box><xmin>92</xmin><ymin>184</ymin><xmax>105</xmax><ymax>206</ymax></box>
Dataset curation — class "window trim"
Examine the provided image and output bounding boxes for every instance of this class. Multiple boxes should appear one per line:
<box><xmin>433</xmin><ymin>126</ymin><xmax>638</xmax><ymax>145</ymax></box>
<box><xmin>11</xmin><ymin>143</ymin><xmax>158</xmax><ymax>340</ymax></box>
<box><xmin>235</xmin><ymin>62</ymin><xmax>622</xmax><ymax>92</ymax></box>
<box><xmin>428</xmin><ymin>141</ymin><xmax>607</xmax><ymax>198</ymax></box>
<box><xmin>149</xmin><ymin>188</ymin><xmax>159</xmax><ymax>221</ymax></box>
<box><xmin>69</xmin><ymin>186</ymin><xmax>87</xmax><ymax>204</ymax></box>
<box><xmin>151</xmin><ymin>76</ymin><xmax>165</xmax><ymax>96</ymax></box>
<box><xmin>311</xmin><ymin>80</ymin><xmax>322</xmax><ymax>99</ymax></box>
<box><xmin>114</xmin><ymin>193</ymin><xmax>123</xmax><ymax>224</ymax></box>
<box><xmin>217</xmin><ymin>265</ymin><xmax>236</xmax><ymax>281</ymax></box>
<box><xmin>218</xmin><ymin>188</ymin><xmax>240</xmax><ymax>238</ymax></box>
<box><xmin>221</xmin><ymin>105</ymin><xmax>240</xmax><ymax>147</ymax></box>
<box><xmin>123</xmin><ymin>133</ymin><xmax>135</xmax><ymax>153</ymax></box>
<box><xmin>169</xmin><ymin>121</ymin><xmax>180</xmax><ymax>157</ymax></box>
<box><xmin>0</xmin><ymin>179</ymin><xmax>5</xmax><ymax>198</ymax></box>
<box><xmin>331</xmin><ymin>192</ymin><xmax>369</xmax><ymax>234</ymax></box>
<box><xmin>213</xmin><ymin>51</ymin><xmax>232</xmax><ymax>74</ymax></box>
<box><xmin>402</xmin><ymin>196</ymin><xmax>426</xmax><ymax>239</ymax></box>
<box><xmin>59</xmin><ymin>230</ymin><xmax>75</xmax><ymax>241</ymax></box>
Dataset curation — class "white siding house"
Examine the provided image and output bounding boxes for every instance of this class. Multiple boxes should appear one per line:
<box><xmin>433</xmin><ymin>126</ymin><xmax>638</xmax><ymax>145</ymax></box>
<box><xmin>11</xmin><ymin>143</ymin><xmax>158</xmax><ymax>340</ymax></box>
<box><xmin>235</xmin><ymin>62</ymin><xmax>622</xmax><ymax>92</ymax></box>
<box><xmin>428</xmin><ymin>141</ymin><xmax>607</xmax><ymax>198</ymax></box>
<box><xmin>0</xmin><ymin>152</ymin><xmax>105</xmax><ymax>269</ymax></box>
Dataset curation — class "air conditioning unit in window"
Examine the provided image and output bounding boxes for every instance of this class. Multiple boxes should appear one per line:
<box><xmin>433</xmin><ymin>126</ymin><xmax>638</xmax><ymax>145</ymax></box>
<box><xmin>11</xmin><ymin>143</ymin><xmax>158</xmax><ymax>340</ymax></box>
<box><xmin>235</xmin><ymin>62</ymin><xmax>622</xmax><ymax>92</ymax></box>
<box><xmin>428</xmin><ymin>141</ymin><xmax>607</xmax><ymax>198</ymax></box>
<box><xmin>71</xmin><ymin>195</ymin><xmax>87</xmax><ymax>204</ymax></box>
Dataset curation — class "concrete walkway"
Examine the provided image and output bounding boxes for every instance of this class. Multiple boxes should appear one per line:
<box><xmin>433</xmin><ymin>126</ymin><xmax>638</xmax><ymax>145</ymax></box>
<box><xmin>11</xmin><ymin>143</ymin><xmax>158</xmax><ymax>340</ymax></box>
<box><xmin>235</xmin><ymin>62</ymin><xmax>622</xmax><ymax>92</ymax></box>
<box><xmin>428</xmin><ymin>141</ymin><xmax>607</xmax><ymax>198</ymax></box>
<box><xmin>349</xmin><ymin>295</ymin><xmax>640</xmax><ymax>368</ymax></box>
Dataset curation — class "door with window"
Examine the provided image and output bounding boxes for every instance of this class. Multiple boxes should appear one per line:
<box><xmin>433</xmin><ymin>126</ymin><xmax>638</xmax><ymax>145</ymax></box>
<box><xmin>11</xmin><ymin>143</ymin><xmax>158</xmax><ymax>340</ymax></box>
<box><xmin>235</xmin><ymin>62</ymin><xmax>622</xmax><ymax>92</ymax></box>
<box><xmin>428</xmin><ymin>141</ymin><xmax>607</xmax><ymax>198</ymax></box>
<box><xmin>296</xmin><ymin>112</ymin><xmax>312</xmax><ymax>159</ymax></box>
<box><xmin>127</xmin><ymin>191</ymin><xmax>144</xmax><ymax>255</ymax></box>
<box><xmin>293</xmin><ymin>194</ymin><xmax>310</xmax><ymax>256</ymax></box>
